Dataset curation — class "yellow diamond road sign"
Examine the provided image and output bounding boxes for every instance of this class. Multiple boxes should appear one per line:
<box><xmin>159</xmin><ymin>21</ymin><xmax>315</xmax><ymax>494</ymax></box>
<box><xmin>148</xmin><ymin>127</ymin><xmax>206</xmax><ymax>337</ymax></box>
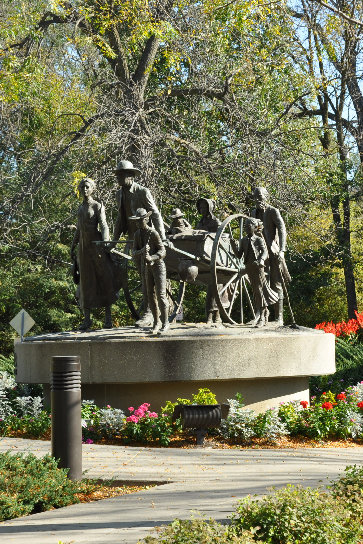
<box><xmin>10</xmin><ymin>309</ymin><xmax>35</xmax><ymax>337</ymax></box>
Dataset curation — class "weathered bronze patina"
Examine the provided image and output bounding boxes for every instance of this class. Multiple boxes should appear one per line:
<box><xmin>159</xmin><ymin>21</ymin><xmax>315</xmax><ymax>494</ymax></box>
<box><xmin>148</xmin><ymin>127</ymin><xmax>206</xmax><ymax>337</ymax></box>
<box><xmin>251</xmin><ymin>187</ymin><xmax>291</xmax><ymax>326</ymax></box>
<box><xmin>71</xmin><ymin>178</ymin><xmax>121</xmax><ymax>330</ymax></box>
<box><xmin>131</xmin><ymin>208</ymin><xmax>169</xmax><ymax>335</ymax></box>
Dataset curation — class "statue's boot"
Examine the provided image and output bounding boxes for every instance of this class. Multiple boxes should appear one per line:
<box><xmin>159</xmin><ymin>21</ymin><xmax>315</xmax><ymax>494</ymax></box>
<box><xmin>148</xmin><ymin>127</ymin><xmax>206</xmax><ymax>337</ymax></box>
<box><xmin>159</xmin><ymin>321</ymin><xmax>170</xmax><ymax>334</ymax></box>
<box><xmin>213</xmin><ymin>310</ymin><xmax>223</xmax><ymax>325</ymax></box>
<box><xmin>103</xmin><ymin>306</ymin><xmax>112</xmax><ymax>329</ymax></box>
<box><xmin>264</xmin><ymin>308</ymin><xmax>270</xmax><ymax>325</ymax></box>
<box><xmin>151</xmin><ymin>320</ymin><xmax>162</xmax><ymax>334</ymax></box>
<box><xmin>159</xmin><ymin>308</ymin><xmax>170</xmax><ymax>334</ymax></box>
<box><xmin>206</xmin><ymin>312</ymin><xmax>213</xmax><ymax>325</ymax></box>
<box><xmin>256</xmin><ymin>308</ymin><xmax>268</xmax><ymax>328</ymax></box>
<box><xmin>273</xmin><ymin>299</ymin><xmax>284</xmax><ymax>326</ymax></box>
<box><xmin>79</xmin><ymin>309</ymin><xmax>92</xmax><ymax>331</ymax></box>
<box><xmin>136</xmin><ymin>309</ymin><xmax>153</xmax><ymax>327</ymax></box>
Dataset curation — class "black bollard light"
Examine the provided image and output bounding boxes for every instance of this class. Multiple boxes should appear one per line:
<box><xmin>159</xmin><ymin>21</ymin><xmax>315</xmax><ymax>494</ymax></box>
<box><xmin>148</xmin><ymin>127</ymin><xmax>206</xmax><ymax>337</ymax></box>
<box><xmin>51</xmin><ymin>355</ymin><xmax>82</xmax><ymax>480</ymax></box>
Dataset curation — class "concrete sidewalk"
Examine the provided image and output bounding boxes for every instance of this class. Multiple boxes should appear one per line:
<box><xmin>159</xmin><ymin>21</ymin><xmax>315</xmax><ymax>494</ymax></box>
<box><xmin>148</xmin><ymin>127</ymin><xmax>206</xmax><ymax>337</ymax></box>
<box><xmin>0</xmin><ymin>437</ymin><xmax>362</xmax><ymax>544</ymax></box>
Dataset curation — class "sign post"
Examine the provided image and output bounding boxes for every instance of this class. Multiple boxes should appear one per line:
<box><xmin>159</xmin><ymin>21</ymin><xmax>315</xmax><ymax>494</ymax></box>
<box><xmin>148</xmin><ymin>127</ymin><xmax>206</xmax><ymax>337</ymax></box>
<box><xmin>10</xmin><ymin>309</ymin><xmax>35</xmax><ymax>342</ymax></box>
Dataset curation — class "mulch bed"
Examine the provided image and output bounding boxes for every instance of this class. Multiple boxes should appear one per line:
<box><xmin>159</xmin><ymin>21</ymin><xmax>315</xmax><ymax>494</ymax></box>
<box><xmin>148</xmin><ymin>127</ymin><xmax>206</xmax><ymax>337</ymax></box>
<box><xmin>75</xmin><ymin>481</ymin><xmax>155</xmax><ymax>503</ymax></box>
<box><xmin>5</xmin><ymin>430</ymin><xmax>363</xmax><ymax>449</ymax></box>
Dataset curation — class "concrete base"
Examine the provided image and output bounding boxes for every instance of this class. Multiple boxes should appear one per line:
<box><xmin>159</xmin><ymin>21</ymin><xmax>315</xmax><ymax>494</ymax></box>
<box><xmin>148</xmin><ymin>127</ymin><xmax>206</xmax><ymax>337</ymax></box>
<box><xmin>15</xmin><ymin>323</ymin><xmax>335</xmax><ymax>413</ymax></box>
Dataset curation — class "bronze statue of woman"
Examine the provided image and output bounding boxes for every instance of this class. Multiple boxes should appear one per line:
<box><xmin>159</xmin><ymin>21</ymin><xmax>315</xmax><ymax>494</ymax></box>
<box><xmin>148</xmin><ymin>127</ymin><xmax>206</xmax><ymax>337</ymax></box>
<box><xmin>70</xmin><ymin>178</ymin><xmax>121</xmax><ymax>330</ymax></box>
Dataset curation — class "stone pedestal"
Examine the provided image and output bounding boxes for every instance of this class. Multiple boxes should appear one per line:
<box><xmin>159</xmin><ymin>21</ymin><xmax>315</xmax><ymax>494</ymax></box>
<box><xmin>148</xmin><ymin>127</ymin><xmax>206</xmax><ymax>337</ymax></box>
<box><xmin>15</xmin><ymin>324</ymin><xmax>335</xmax><ymax>413</ymax></box>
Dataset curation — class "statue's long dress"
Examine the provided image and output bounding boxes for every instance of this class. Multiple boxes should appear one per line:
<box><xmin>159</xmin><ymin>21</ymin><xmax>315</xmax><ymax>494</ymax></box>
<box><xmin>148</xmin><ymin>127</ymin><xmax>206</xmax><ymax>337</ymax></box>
<box><xmin>76</xmin><ymin>202</ymin><xmax>121</xmax><ymax>309</ymax></box>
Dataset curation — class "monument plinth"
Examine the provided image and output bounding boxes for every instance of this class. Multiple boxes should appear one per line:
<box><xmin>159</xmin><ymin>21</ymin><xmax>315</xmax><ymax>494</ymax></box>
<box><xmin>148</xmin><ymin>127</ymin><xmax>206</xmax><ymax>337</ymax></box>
<box><xmin>15</xmin><ymin>324</ymin><xmax>335</xmax><ymax>413</ymax></box>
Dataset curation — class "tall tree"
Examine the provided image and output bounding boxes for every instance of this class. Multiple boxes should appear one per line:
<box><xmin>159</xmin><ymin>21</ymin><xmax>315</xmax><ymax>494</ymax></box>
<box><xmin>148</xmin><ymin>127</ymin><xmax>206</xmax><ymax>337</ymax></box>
<box><xmin>287</xmin><ymin>0</ymin><xmax>362</xmax><ymax>317</ymax></box>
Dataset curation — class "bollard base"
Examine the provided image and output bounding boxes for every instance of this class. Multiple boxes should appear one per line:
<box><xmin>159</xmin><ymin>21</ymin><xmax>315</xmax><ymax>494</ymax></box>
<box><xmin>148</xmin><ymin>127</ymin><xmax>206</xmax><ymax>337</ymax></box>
<box><xmin>195</xmin><ymin>428</ymin><xmax>207</xmax><ymax>446</ymax></box>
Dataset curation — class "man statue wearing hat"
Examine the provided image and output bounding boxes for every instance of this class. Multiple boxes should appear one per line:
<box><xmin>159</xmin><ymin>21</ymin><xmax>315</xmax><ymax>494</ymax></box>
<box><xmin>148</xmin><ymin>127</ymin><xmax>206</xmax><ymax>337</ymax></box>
<box><xmin>131</xmin><ymin>208</ymin><xmax>169</xmax><ymax>334</ymax></box>
<box><xmin>112</xmin><ymin>160</ymin><xmax>166</xmax><ymax>327</ymax></box>
<box><xmin>251</xmin><ymin>187</ymin><xmax>291</xmax><ymax>326</ymax></box>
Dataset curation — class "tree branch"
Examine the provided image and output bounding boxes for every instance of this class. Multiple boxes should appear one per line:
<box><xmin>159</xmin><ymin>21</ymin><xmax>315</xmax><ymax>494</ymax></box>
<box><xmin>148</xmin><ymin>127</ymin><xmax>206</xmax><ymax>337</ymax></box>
<box><xmin>1</xmin><ymin>11</ymin><xmax>67</xmax><ymax>53</ymax></box>
<box><xmin>313</xmin><ymin>0</ymin><xmax>363</xmax><ymax>27</ymax></box>
<box><xmin>132</xmin><ymin>34</ymin><xmax>161</xmax><ymax>100</ymax></box>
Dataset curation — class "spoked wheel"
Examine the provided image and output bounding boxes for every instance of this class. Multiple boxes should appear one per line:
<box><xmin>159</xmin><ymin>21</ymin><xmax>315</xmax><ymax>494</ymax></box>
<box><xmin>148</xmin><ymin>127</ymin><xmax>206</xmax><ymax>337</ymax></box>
<box><xmin>211</xmin><ymin>214</ymin><xmax>255</xmax><ymax>325</ymax></box>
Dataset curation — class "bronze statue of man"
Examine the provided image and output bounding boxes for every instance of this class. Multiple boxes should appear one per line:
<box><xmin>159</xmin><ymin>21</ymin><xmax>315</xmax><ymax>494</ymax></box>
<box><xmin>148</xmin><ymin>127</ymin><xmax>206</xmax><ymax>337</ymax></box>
<box><xmin>251</xmin><ymin>187</ymin><xmax>290</xmax><ymax>325</ymax></box>
<box><xmin>111</xmin><ymin>160</ymin><xmax>165</xmax><ymax>327</ymax></box>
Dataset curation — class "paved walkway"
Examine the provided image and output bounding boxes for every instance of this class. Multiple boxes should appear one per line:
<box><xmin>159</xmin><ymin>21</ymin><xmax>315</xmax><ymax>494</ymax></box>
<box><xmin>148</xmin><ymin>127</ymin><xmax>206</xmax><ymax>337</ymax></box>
<box><xmin>0</xmin><ymin>437</ymin><xmax>362</xmax><ymax>544</ymax></box>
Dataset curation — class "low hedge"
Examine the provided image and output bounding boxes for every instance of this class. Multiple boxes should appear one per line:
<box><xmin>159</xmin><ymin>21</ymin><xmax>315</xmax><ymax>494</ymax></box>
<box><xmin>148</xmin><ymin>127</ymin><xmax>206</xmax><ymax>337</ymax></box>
<box><xmin>140</xmin><ymin>465</ymin><xmax>363</xmax><ymax>544</ymax></box>
<box><xmin>0</xmin><ymin>452</ymin><xmax>83</xmax><ymax>520</ymax></box>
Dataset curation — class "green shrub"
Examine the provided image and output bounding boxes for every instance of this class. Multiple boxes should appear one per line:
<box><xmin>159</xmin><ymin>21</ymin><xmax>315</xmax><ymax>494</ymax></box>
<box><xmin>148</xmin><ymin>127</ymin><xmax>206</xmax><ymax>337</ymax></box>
<box><xmin>330</xmin><ymin>465</ymin><xmax>363</xmax><ymax>524</ymax></box>
<box><xmin>310</xmin><ymin>337</ymin><xmax>363</xmax><ymax>395</ymax></box>
<box><xmin>230</xmin><ymin>484</ymin><xmax>362</xmax><ymax>544</ymax></box>
<box><xmin>0</xmin><ymin>355</ymin><xmax>15</xmax><ymax>376</ymax></box>
<box><xmin>139</xmin><ymin>518</ymin><xmax>261</xmax><ymax>544</ymax></box>
<box><xmin>277</xmin><ymin>401</ymin><xmax>305</xmax><ymax>436</ymax></box>
<box><xmin>0</xmin><ymin>452</ymin><xmax>82</xmax><ymax>520</ymax></box>
<box><xmin>1</xmin><ymin>412</ymin><xmax>51</xmax><ymax>438</ymax></box>
<box><xmin>191</xmin><ymin>388</ymin><xmax>218</xmax><ymax>405</ymax></box>
<box><xmin>219</xmin><ymin>394</ymin><xmax>256</xmax><ymax>442</ymax></box>
<box><xmin>253</xmin><ymin>409</ymin><xmax>289</xmax><ymax>442</ymax></box>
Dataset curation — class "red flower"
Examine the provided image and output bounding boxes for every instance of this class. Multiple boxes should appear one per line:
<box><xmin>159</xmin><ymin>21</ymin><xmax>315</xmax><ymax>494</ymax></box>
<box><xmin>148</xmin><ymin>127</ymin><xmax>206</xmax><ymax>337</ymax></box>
<box><xmin>357</xmin><ymin>401</ymin><xmax>363</xmax><ymax>410</ymax></box>
<box><xmin>315</xmin><ymin>313</ymin><xmax>362</xmax><ymax>338</ymax></box>
<box><xmin>321</xmin><ymin>402</ymin><xmax>334</xmax><ymax>410</ymax></box>
<box><xmin>336</xmin><ymin>393</ymin><xmax>346</xmax><ymax>401</ymax></box>
<box><xmin>354</xmin><ymin>311</ymin><xmax>363</xmax><ymax>327</ymax></box>
<box><xmin>300</xmin><ymin>400</ymin><xmax>308</xmax><ymax>409</ymax></box>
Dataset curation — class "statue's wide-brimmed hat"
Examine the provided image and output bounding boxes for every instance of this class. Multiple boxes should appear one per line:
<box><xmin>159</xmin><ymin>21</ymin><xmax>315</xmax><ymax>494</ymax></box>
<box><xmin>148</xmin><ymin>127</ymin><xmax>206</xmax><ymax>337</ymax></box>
<box><xmin>114</xmin><ymin>160</ymin><xmax>141</xmax><ymax>175</ymax></box>
<box><xmin>129</xmin><ymin>208</ymin><xmax>152</xmax><ymax>221</ymax></box>
<box><xmin>170</xmin><ymin>208</ymin><xmax>184</xmax><ymax>219</ymax></box>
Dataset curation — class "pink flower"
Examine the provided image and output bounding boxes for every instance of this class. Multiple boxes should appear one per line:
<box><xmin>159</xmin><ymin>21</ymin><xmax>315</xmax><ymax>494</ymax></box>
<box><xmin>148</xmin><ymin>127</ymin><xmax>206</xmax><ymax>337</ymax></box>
<box><xmin>126</xmin><ymin>415</ymin><xmax>139</xmax><ymax>423</ymax></box>
<box><xmin>84</xmin><ymin>438</ymin><xmax>93</xmax><ymax>444</ymax></box>
<box><xmin>300</xmin><ymin>400</ymin><xmax>308</xmax><ymax>409</ymax></box>
<box><xmin>128</xmin><ymin>407</ymin><xmax>134</xmax><ymax>412</ymax></box>
<box><xmin>134</xmin><ymin>408</ymin><xmax>145</xmax><ymax>417</ymax></box>
<box><xmin>106</xmin><ymin>404</ymin><xmax>111</xmax><ymax>408</ymax></box>
<box><xmin>148</xmin><ymin>412</ymin><xmax>158</xmax><ymax>418</ymax></box>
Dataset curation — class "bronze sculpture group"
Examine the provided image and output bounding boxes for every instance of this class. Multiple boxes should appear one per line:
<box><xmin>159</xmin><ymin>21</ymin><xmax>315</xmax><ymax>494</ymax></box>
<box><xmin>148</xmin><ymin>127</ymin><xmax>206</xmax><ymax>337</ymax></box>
<box><xmin>71</xmin><ymin>161</ymin><xmax>291</xmax><ymax>333</ymax></box>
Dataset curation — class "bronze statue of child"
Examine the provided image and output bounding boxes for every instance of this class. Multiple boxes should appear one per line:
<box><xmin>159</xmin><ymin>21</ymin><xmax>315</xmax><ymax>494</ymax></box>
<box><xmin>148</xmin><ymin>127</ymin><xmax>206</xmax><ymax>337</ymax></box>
<box><xmin>131</xmin><ymin>208</ymin><xmax>170</xmax><ymax>334</ymax></box>
<box><xmin>167</xmin><ymin>208</ymin><xmax>191</xmax><ymax>235</ymax></box>
<box><xmin>239</xmin><ymin>217</ymin><xmax>279</xmax><ymax>327</ymax></box>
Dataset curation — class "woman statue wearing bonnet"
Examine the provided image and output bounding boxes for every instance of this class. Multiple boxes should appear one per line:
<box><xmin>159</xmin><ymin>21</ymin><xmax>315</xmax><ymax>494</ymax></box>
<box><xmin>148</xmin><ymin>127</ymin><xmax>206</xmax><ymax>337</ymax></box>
<box><xmin>71</xmin><ymin>177</ymin><xmax>122</xmax><ymax>330</ymax></box>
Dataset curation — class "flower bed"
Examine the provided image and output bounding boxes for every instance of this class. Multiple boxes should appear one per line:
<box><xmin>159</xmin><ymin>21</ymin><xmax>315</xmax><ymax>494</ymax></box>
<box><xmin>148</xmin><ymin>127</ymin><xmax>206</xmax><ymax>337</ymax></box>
<box><xmin>315</xmin><ymin>310</ymin><xmax>363</xmax><ymax>338</ymax></box>
<box><xmin>1</xmin><ymin>370</ymin><xmax>362</xmax><ymax>446</ymax></box>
